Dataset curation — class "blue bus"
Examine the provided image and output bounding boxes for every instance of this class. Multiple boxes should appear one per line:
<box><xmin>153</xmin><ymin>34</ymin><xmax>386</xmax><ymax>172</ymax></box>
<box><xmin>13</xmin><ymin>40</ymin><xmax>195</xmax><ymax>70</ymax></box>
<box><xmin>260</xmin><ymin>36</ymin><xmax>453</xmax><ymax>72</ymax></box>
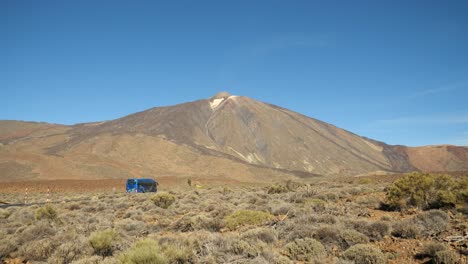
<box><xmin>126</xmin><ymin>178</ymin><xmax>158</xmax><ymax>193</ymax></box>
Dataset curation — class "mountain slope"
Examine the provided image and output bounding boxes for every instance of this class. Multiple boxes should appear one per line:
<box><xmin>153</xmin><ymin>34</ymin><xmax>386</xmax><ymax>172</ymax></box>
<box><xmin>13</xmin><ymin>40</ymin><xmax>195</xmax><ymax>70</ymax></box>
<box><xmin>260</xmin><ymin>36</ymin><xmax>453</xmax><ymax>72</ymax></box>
<box><xmin>0</xmin><ymin>93</ymin><xmax>467</xmax><ymax>181</ymax></box>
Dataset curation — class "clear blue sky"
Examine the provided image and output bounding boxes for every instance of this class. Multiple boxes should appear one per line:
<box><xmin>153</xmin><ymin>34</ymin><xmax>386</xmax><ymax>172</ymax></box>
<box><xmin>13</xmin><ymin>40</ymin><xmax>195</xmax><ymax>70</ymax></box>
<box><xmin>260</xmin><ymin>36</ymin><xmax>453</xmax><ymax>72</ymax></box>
<box><xmin>2</xmin><ymin>0</ymin><xmax>468</xmax><ymax>146</ymax></box>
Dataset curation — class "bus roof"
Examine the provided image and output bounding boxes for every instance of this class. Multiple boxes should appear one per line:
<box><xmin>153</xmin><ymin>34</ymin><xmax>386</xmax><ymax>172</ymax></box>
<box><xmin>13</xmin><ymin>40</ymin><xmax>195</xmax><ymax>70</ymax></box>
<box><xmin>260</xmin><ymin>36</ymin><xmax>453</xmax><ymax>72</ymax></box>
<box><xmin>127</xmin><ymin>178</ymin><xmax>157</xmax><ymax>183</ymax></box>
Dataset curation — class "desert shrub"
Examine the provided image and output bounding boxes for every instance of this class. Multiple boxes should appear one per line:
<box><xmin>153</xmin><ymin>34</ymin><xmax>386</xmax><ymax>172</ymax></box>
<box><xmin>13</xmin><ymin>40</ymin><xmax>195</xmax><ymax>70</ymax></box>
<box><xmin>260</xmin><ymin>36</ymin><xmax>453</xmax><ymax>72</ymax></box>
<box><xmin>18</xmin><ymin>220</ymin><xmax>55</xmax><ymax>244</ymax></box>
<box><xmin>282</xmin><ymin>222</ymin><xmax>316</xmax><ymax>242</ymax></box>
<box><xmin>18</xmin><ymin>238</ymin><xmax>57</xmax><ymax>261</ymax></box>
<box><xmin>49</xmin><ymin>239</ymin><xmax>92</xmax><ymax>264</ymax></box>
<box><xmin>340</xmin><ymin>230</ymin><xmax>370</xmax><ymax>249</ymax></box>
<box><xmin>224</xmin><ymin>210</ymin><xmax>273</xmax><ymax>230</ymax></box>
<box><xmin>35</xmin><ymin>204</ymin><xmax>58</xmax><ymax>221</ymax></box>
<box><xmin>314</xmin><ymin>226</ymin><xmax>341</xmax><ymax>248</ymax></box>
<box><xmin>241</xmin><ymin>227</ymin><xmax>277</xmax><ymax>244</ymax></box>
<box><xmin>386</xmin><ymin>172</ymin><xmax>459</xmax><ymax>210</ymax></box>
<box><xmin>229</xmin><ymin>239</ymin><xmax>262</xmax><ymax>257</ymax></box>
<box><xmin>316</xmin><ymin>192</ymin><xmax>339</xmax><ymax>202</ymax></box>
<box><xmin>151</xmin><ymin>193</ymin><xmax>176</xmax><ymax>209</ymax></box>
<box><xmin>70</xmin><ymin>256</ymin><xmax>103</xmax><ymax>264</ymax></box>
<box><xmin>285</xmin><ymin>180</ymin><xmax>303</xmax><ymax>191</ymax></box>
<box><xmin>199</xmin><ymin>215</ymin><xmax>225</xmax><ymax>232</ymax></box>
<box><xmin>161</xmin><ymin>243</ymin><xmax>194</xmax><ymax>263</ymax></box>
<box><xmin>116</xmin><ymin>218</ymin><xmax>145</xmax><ymax>236</ymax></box>
<box><xmin>0</xmin><ymin>237</ymin><xmax>18</xmax><ymax>258</ymax></box>
<box><xmin>89</xmin><ymin>229</ymin><xmax>119</xmax><ymax>256</ymax></box>
<box><xmin>120</xmin><ymin>238</ymin><xmax>168</xmax><ymax>264</ymax></box>
<box><xmin>434</xmin><ymin>250</ymin><xmax>458</xmax><ymax>264</ymax></box>
<box><xmin>267</xmin><ymin>184</ymin><xmax>289</xmax><ymax>194</ymax></box>
<box><xmin>413</xmin><ymin>210</ymin><xmax>449</xmax><ymax>236</ymax></box>
<box><xmin>269</xmin><ymin>202</ymin><xmax>293</xmax><ymax>216</ymax></box>
<box><xmin>283</xmin><ymin>238</ymin><xmax>326</xmax><ymax>262</ymax></box>
<box><xmin>343</xmin><ymin>244</ymin><xmax>386</xmax><ymax>264</ymax></box>
<box><xmin>65</xmin><ymin>202</ymin><xmax>81</xmax><ymax>211</ymax></box>
<box><xmin>418</xmin><ymin>242</ymin><xmax>447</xmax><ymax>258</ymax></box>
<box><xmin>357</xmin><ymin>178</ymin><xmax>375</xmax><ymax>185</ymax></box>
<box><xmin>0</xmin><ymin>208</ymin><xmax>10</xmax><ymax>219</ymax></box>
<box><xmin>391</xmin><ymin>221</ymin><xmax>421</xmax><ymax>238</ymax></box>
<box><xmin>356</xmin><ymin>194</ymin><xmax>381</xmax><ymax>209</ymax></box>
<box><xmin>364</xmin><ymin>221</ymin><xmax>390</xmax><ymax>241</ymax></box>
<box><xmin>350</xmin><ymin>220</ymin><xmax>389</xmax><ymax>242</ymax></box>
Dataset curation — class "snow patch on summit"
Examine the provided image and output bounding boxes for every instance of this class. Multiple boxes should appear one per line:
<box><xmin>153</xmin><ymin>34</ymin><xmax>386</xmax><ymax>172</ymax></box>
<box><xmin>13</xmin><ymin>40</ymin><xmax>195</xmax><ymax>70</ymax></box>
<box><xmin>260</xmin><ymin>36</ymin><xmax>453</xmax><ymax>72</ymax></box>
<box><xmin>210</xmin><ymin>98</ymin><xmax>225</xmax><ymax>109</ymax></box>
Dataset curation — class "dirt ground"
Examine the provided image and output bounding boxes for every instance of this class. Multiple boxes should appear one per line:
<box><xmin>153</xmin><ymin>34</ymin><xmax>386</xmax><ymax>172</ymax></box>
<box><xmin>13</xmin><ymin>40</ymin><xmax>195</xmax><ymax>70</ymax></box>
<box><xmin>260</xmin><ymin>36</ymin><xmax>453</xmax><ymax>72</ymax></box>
<box><xmin>0</xmin><ymin>176</ymin><xmax>250</xmax><ymax>194</ymax></box>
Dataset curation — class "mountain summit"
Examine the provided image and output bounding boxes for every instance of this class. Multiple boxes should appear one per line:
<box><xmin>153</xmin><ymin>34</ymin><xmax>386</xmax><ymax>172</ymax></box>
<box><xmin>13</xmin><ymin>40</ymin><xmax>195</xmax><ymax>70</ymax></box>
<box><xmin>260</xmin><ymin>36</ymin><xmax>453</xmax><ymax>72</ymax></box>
<box><xmin>1</xmin><ymin>94</ymin><xmax>467</xmax><ymax>181</ymax></box>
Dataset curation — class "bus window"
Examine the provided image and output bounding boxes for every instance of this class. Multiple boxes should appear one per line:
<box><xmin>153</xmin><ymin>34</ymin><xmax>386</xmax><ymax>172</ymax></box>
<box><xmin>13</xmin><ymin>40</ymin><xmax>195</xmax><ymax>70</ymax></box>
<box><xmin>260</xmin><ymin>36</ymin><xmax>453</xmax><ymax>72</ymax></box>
<box><xmin>127</xmin><ymin>179</ymin><xmax>136</xmax><ymax>185</ymax></box>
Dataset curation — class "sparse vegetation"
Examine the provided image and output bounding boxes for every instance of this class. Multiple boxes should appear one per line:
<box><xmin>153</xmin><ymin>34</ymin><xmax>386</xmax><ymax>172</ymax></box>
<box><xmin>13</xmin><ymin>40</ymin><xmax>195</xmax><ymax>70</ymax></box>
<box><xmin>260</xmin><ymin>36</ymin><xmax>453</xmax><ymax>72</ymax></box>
<box><xmin>224</xmin><ymin>209</ymin><xmax>274</xmax><ymax>230</ymax></box>
<box><xmin>151</xmin><ymin>192</ymin><xmax>176</xmax><ymax>209</ymax></box>
<box><xmin>0</xmin><ymin>175</ymin><xmax>466</xmax><ymax>263</ymax></box>
<box><xmin>89</xmin><ymin>229</ymin><xmax>119</xmax><ymax>256</ymax></box>
<box><xmin>283</xmin><ymin>238</ymin><xmax>326</xmax><ymax>262</ymax></box>
<box><xmin>343</xmin><ymin>244</ymin><xmax>386</xmax><ymax>264</ymax></box>
<box><xmin>386</xmin><ymin>172</ymin><xmax>463</xmax><ymax>210</ymax></box>
<box><xmin>120</xmin><ymin>239</ymin><xmax>167</xmax><ymax>264</ymax></box>
<box><xmin>35</xmin><ymin>204</ymin><xmax>58</xmax><ymax>221</ymax></box>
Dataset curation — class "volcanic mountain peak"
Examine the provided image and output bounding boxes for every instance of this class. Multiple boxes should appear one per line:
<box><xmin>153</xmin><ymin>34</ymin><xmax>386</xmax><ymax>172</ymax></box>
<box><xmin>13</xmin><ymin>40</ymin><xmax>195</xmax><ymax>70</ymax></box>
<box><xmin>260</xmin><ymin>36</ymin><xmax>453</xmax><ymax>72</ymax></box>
<box><xmin>1</xmin><ymin>94</ymin><xmax>467</xmax><ymax>182</ymax></box>
<box><xmin>209</xmin><ymin>91</ymin><xmax>237</xmax><ymax>109</ymax></box>
<box><xmin>211</xmin><ymin>91</ymin><xmax>232</xmax><ymax>99</ymax></box>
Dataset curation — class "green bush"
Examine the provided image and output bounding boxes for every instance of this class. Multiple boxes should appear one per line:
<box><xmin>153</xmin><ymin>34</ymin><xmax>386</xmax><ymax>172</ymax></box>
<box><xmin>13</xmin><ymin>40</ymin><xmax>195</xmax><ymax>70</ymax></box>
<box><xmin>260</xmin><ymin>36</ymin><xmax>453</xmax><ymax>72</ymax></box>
<box><xmin>224</xmin><ymin>210</ymin><xmax>273</xmax><ymax>230</ymax></box>
<box><xmin>283</xmin><ymin>238</ymin><xmax>326</xmax><ymax>262</ymax></box>
<box><xmin>151</xmin><ymin>193</ymin><xmax>176</xmax><ymax>209</ymax></box>
<box><xmin>386</xmin><ymin>173</ymin><xmax>461</xmax><ymax>210</ymax></box>
<box><xmin>120</xmin><ymin>239</ymin><xmax>168</xmax><ymax>264</ymax></box>
<box><xmin>343</xmin><ymin>244</ymin><xmax>386</xmax><ymax>264</ymax></box>
<box><xmin>35</xmin><ymin>204</ymin><xmax>58</xmax><ymax>221</ymax></box>
<box><xmin>89</xmin><ymin>229</ymin><xmax>119</xmax><ymax>256</ymax></box>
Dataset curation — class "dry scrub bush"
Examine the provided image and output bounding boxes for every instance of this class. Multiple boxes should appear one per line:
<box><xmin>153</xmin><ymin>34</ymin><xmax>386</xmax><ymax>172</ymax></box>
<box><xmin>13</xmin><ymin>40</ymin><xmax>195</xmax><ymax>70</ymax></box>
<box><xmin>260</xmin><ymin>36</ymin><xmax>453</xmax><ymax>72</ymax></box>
<box><xmin>391</xmin><ymin>221</ymin><xmax>420</xmax><ymax>239</ymax></box>
<box><xmin>151</xmin><ymin>192</ymin><xmax>176</xmax><ymax>209</ymax></box>
<box><xmin>120</xmin><ymin>238</ymin><xmax>168</xmax><ymax>264</ymax></box>
<box><xmin>413</xmin><ymin>210</ymin><xmax>449</xmax><ymax>236</ymax></box>
<box><xmin>120</xmin><ymin>236</ymin><xmax>196</xmax><ymax>264</ymax></box>
<box><xmin>348</xmin><ymin>220</ymin><xmax>390</xmax><ymax>241</ymax></box>
<box><xmin>49</xmin><ymin>239</ymin><xmax>92</xmax><ymax>264</ymax></box>
<box><xmin>18</xmin><ymin>238</ymin><xmax>57</xmax><ymax>261</ymax></box>
<box><xmin>343</xmin><ymin>244</ymin><xmax>386</xmax><ymax>264</ymax></box>
<box><xmin>0</xmin><ymin>208</ymin><xmax>10</xmax><ymax>219</ymax></box>
<box><xmin>386</xmin><ymin>172</ymin><xmax>463</xmax><ymax>210</ymax></box>
<box><xmin>416</xmin><ymin>242</ymin><xmax>458</xmax><ymax>264</ymax></box>
<box><xmin>0</xmin><ymin>237</ymin><xmax>18</xmax><ymax>259</ymax></box>
<box><xmin>356</xmin><ymin>194</ymin><xmax>381</xmax><ymax>209</ymax></box>
<box><xmin>434</xmin><ymin>250</ymin><xmax>458</xmax><ymax>264</ymax></box>
<box><xmin>267</xmin><ymin>184</ymin><xmax>289</xmax><ymax>194</ymax></box>
<box><xmin>116</xmin><ymin>218</ymin><xmax>145</xmax><ymax>236</ymax></box>
<box><xmin>35</xmin><ymin>204</ymin><xmax>58</xmax><ymax>221</ymax></box>
<box><xmin>340</xmin><ymin>230</ymin><xmax>370</xmax><ymax>249</ymax></box>
<box><xmin>224</xmin><ymin>210</ymin><xmax>273</xmax><ymax>230</ymax></box>
<box><xmin>18</xmin><ymin>220</ymin><xmax>55</xmax><ymax>244</ymax></box>
<box><xmin>283</xmin><ymin>238</ymin><xmax>326</xmax><ymax>262</ymax></box>
<box><xmin>241</xmin><ymin>227</ymin><xmax>277</xmax><ymax>244</ymax></box>
<box><xmin>89</xmin><ymin>229</ymin><xmax>119</xmax><ymax>256</ymax></box>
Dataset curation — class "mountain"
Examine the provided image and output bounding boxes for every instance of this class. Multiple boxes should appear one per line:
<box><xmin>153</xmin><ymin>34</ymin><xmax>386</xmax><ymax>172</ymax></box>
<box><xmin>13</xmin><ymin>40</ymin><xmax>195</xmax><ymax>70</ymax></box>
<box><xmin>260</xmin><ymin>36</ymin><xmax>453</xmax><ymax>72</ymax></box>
<box><xmin>1</xmin><ymin>93</ymin><xmax>467</xmax><ymax>181</ymax></box>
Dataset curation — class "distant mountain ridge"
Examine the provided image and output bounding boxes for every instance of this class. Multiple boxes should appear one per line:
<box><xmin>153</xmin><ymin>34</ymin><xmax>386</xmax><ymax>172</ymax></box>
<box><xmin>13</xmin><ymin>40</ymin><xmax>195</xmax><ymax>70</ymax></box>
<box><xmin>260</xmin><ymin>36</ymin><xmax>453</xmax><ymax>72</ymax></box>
<box><xmin>1</xmin><ymin>93</ymin><xmax>467</xmax><ymax>181</ymax></box>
